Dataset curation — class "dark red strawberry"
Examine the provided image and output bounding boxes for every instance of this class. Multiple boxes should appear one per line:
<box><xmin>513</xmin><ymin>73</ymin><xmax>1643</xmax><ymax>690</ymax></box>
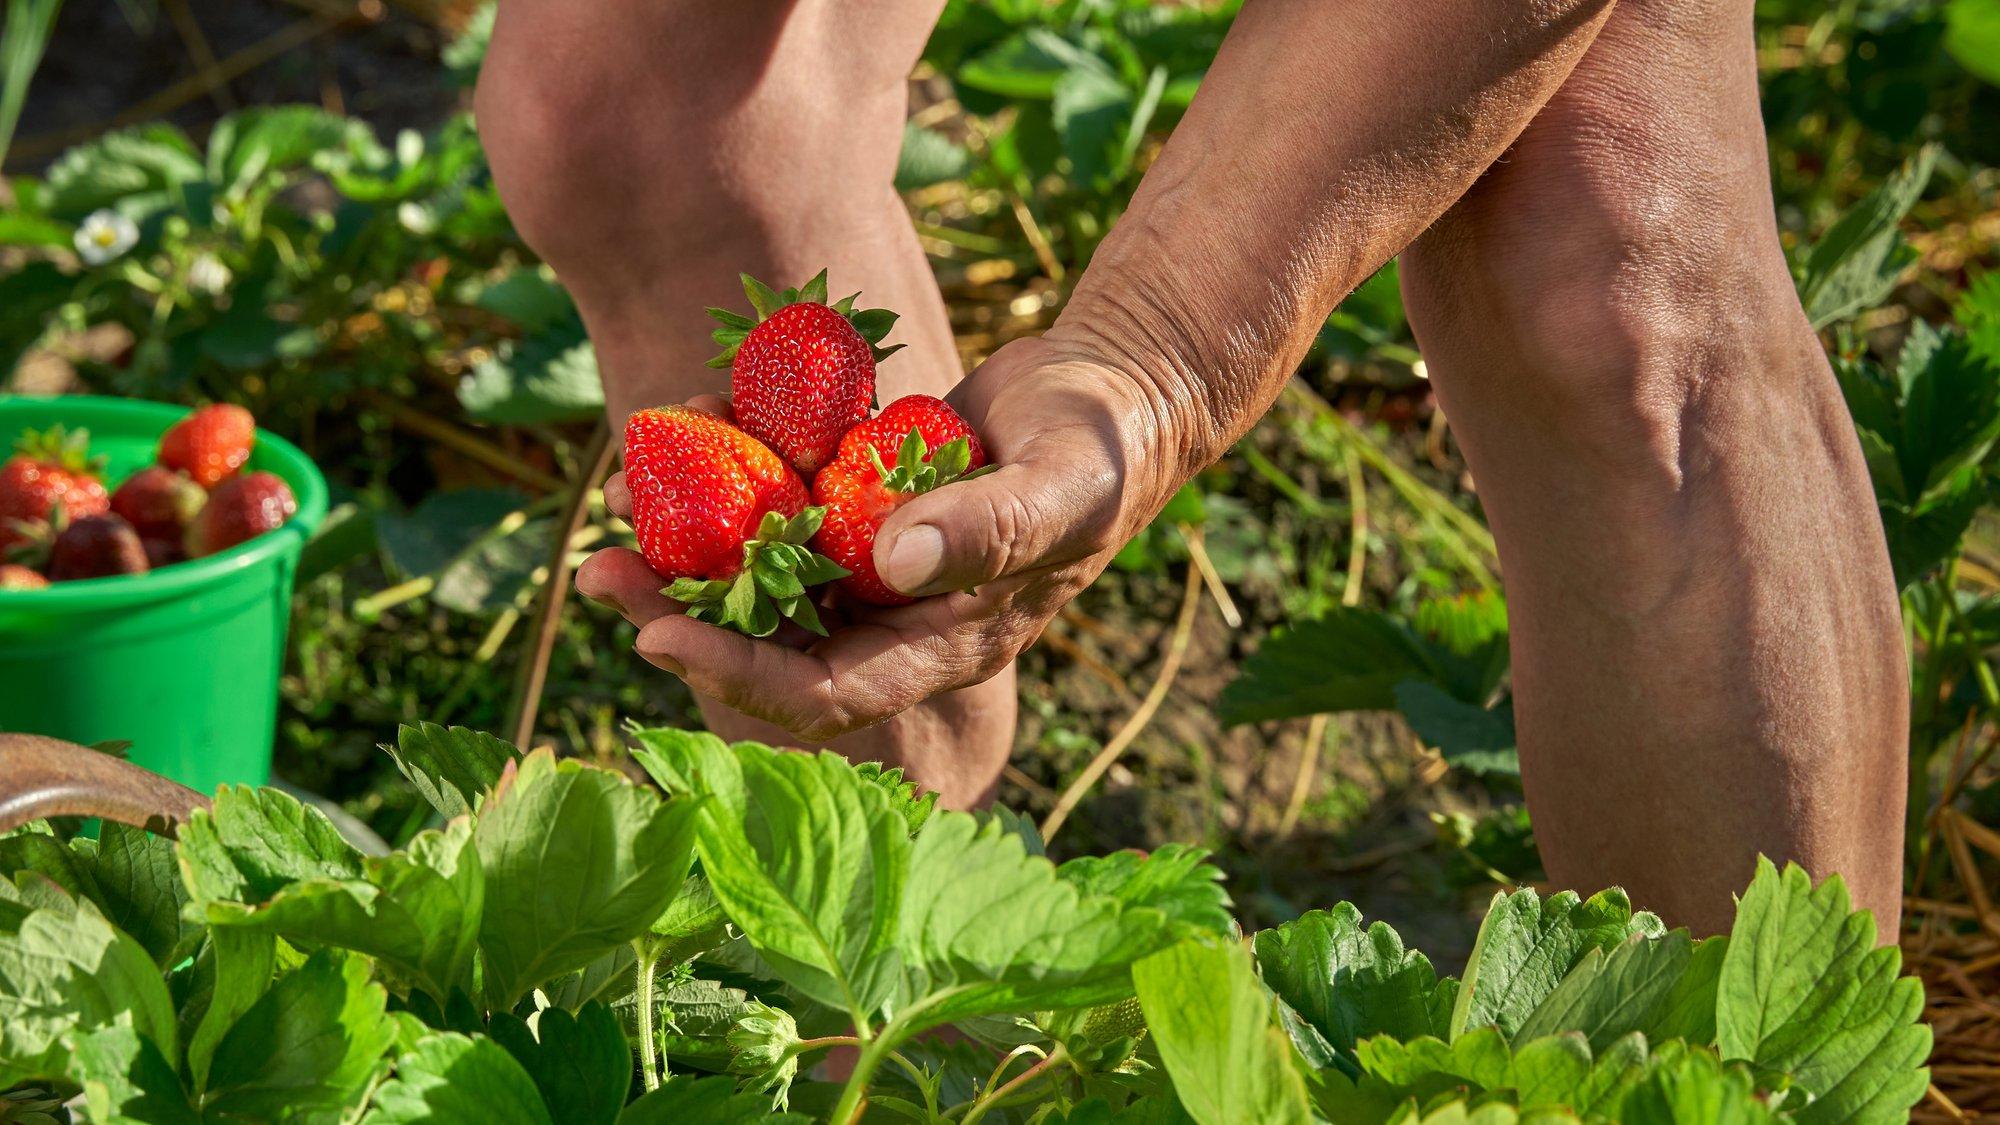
<box><xmin>834</xmin><ymin>395</ymin><xmax>986</xmax><ymax>473</ymax></box>
<box><xmin>706</xmin><ymin>270</ymin><xmax>899</xmax><ymax>474</ymax></box>
<box><xmin>111</xmin><ymin>466</ymin><xmax>208</xmax><ymax>541</ymax></box>
<box><xmin>185</xmin><ymin>471</ymin><xmax>296</xmax><ymax>557</ymax></box>
<box><xmin>0</xmin><ymin>563</ymin><xmax>48</xmax><ymax>590</ymax></box>
<box><xmin>142</xmin><ymin>538</ymin><xmax>184</xmax><ymax>570</ymax></box>
<box><xmin>623</xmin><ymin>405</ymin><xmax>848</xmax><ymax>636</ymax></box>
<box><xmin>158</xmin><ymin>403</ymin><xmax>255</xmax><ymax>489</ymax></box>
<box><xmin>49</xmin><ymin>514</ymin><xmax>149</xmax><ymax>581</ymax></box>
<box><xmin>0</xmin><ymin>426</ymin><xmax>109</xmax><ymax>557</ymax></box>
<box><xmin>811</xmin><ymin>423</ymin><xmax>991</xmax><ymax>606</ymax></box>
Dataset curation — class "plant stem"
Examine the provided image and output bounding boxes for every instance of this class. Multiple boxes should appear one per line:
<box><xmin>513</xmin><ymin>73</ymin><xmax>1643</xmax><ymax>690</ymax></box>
<box><xmin>794</xmin><ymin>1035</ymin><xmax>864</xmax><ymax>1052</ymax></box>
<box><xmin>828</xmin><ymin>1030</ymin><xmax>896</xmax><ymax>1125</ymax></box>
<box><xmin>632</xmin><ymin>939</ymin><xmax>663</xmax><ymax>1092</ymax></box>
<box><xmin>959</xmin><ymin>1046</ymin><xmax>1067</xmax><ymax>1125</ymax></box>
<box><xmin>505</xmin><ymin>421</ymin><xmax>614</xmax><ymax>749</ymax></box>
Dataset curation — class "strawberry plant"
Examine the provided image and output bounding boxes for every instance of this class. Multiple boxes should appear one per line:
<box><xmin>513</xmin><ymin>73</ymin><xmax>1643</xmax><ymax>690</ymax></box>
<box><xmin>0</xmin><ymin>726</ymin><xmax>1931</xmax><ymax>1122</ymax></box>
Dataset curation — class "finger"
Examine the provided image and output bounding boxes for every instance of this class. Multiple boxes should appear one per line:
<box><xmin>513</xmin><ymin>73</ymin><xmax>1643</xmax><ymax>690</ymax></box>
<box><xmin>687</xmin><ymin>393</ymin><xmax>732</xmax><ymax>419</ymax></box>
<box><xmin>604</xmin><ymin>471</ymin><xmax>631</xmax><ymax>517</ymax></box>
<box><xmin>636</xmin><ymin>586</ymin><xmax>1030</xmax><ymax>739</ymax></box>
<box><xmin>873</xmin><ymin>452</ymin><xmax>1121</xmax><ymax>597</ymax></box>
<box><xmin>575</xmin><ymin>547</ymin><xmax>678</xmax><ymax>625</ymax></box>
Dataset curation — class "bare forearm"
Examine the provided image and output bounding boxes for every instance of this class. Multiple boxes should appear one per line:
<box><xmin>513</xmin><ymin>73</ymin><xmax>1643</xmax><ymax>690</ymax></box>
<box><xmin>1050</xmin><ymin>0</ymin><xmax>1614</xmax><ymax>500</ymax></box>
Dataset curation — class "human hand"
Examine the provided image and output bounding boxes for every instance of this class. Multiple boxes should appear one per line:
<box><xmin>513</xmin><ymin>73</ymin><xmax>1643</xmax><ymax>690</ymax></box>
<box><xmin>576</xmin><ymin>334</ymin><xmax>1181</xmax><ymax>740</ymax></box>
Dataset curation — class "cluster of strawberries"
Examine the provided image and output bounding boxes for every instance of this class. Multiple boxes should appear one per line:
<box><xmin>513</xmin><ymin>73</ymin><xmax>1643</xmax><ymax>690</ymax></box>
<box><xmin>0</xmin><ymin>404</ymin><xmax>297</xmax><ymax>590</ymax></box>
<box><xmin>624</xmin><ymin>271</ymin><xmax>989</xmax><ymax>637</ymax></box>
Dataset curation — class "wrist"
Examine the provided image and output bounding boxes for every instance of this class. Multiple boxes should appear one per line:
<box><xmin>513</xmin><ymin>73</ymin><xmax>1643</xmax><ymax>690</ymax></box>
<box><xmin>1040</xmin><ymin>285</ymin><xmax>1237</xmax><ymax>515</ymax></box>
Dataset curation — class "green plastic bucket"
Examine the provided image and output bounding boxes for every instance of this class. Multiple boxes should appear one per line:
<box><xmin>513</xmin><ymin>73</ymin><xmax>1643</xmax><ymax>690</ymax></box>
<box><xmin>0</xmin><ymin>395</ymin><xmax>327</xmax><ymax>794</ymax></box>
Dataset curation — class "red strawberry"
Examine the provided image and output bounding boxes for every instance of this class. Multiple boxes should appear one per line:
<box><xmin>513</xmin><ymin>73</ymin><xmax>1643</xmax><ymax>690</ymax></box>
<box><xmin>158</xmin><ymin>403</ymin><xmax>256</xmax><ymax>489</ymax></box>
<box><xmin>834</xmin><ymin>395</ymin><xmax>986</xmax><ymax>473</ymax></box>
<box><xmin>706</xmin><ymin>270</ymin><xmax>900</xmax><ymax>474</ymax></box>
<box><xmin>0</xmin><ymin>426</ymin><xmax>109</xmax><ymax>556</ymax></box>
<box><xmin>812</xmin><ymin>423</ymin><xmax>991</xmax><ymax>606</ymax></box>
<box><xmin>185</xmin><ymin>471</ymin><xmax>296</xmax><ymax>557</ymax></box>
<box><xmin>49</xmin><ymin>514</ymin><xmax>149</xmax><ymax>581</ymax></box>
<box><xmin>623</xmin><ymin>405</ymin><xmax>849</xmax><ymax>636</ymax></box>
<box><xmin>0</xmin><ymin>563</ymin><xmax>48</xmax><ymax>590</ymax></box>
<box><xmin>142</xmin><ymin>538</ymin><xmax>184</xmax><ymax>570</ymax></box>
<box><xmin>111</xmin><ymin>466</ymin><xmax>208</xmax><ymax>541</ymax></box>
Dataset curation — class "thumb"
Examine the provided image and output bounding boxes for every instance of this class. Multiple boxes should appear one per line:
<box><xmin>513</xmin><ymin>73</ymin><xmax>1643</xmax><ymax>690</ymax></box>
<box><xmin>874</xmin><ymin>449</ymin><xmax>1123</xmax><ymax>597</ymax></box>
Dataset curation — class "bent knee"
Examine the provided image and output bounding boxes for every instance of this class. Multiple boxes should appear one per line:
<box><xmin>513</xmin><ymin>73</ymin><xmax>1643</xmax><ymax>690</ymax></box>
<box><xmin>475</xmin><ymin>1</ymin><xmax>920</xmax><ymax>252</ymax></box>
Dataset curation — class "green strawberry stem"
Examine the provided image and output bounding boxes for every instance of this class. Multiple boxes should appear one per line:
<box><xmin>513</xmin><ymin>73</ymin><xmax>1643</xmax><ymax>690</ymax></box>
<box><xmin>13</xmin><ymin>425</ymin><xmax>106</xmax><ymax>477</ymax></box>
<box><xmin>663</xmin><ymin>507</ymin><xmax>851</xmax><ymax>638</ymax></box>
<box><xmin>704</xmin><ymin>268</ymin><xmax>903</xmax><ymax>369</ymax></box>
<box><xmin>867</xmin><ymin>432</ymin><xmax>994</xmax><ymax>495</ymax></box>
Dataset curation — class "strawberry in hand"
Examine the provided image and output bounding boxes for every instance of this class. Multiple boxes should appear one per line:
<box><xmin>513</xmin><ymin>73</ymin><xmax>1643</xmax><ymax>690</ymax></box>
<box><xmin>813</xmin><ymin>400</ymin><xmax>991</xmax><ymax>606</ymax></box>
<box><xmin>705</xmin><ymin>270</ymin><xmax>899</xmax><ymax>474</ymax></box>
<box><xmin>623</xmin><ymin>404</ymin><xmax>849</xmax><ymax>637</ymax></box>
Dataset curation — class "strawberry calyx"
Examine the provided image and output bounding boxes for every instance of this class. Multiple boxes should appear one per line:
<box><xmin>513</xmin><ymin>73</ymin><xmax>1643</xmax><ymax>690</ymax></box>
<box><xmin>704</xmin><ymin>269</ymin><xmax>903</xmax><ymax>369</ymax></box>
<box><xmin>12</xmin><ymin>425</ymin><xmax>107</xmax><ymax>478</ymax></box>
<box><xmin>663</xmin><ymin>506</ymin><xmax>852</xmax><ymax>638</ymax></box>
<box><xmin>864</xmin><ymin>430</ymin><xmax>996</xmax><ymax>496</ymax></box>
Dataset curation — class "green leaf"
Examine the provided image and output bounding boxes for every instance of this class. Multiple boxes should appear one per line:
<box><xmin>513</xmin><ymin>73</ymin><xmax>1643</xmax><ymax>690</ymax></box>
<box><xmin>182</xmin><ymin>927</ymin><xmax>277</xmax><ymax>1096</ymax></box>
<box><xmin>388</xmin><ymin>722</ymin><xmax>521</xmax><ymax>821</ymax></box>
<box><xmin>1946</xmin><ymin>0</ymin><xmax>2000</xmax><ymax>85</ymax></box>
<box><xmin>87</xmin><ymin>823</ymin><xmax>198</xmax><ymax>970</ymax></box>
<box><xmin>0</xmin><ymin>212</ymin><xmax>71</xmax><ymax>247</ymax></box>
<box><xmin>65</xmin><ymin>1017</ymin><xmax>200</xmax><ymax>1125</ymax></box>
<box><xmin>203</xmin><ymin>950</ymin><xmax>398</xmax><ymax>1121</ymax></box>
<box><xmin>205</xmin><ymin>106</ymin><xmax>375</xmax><ymax>193</ymax></box>
<box><xmin>433</xmin><ymin>515</ymin><xmax>556</xmax><ymax>614</ymax></box>
<box><xmin>632</xmin><ymin>736</ymin><xmax>907</xmax><ymax>1019</ymax></box>
<box><xmin>457</xmin><ymin>316</ymin><xmax>605</xmax><ymax>424</ymax></box>
<box><xmin>1451</xmin><ymin>887</ymin><xmax>1663</xmax><ymax>1040</ymax></box>
<box><xmin>1220</xmin><ymin>608</ymin><xmax>1436</xmax><ymax>724</ymax></box>
<box><xmin>1056</xmin><ymin>843</ymin><xmax>1232</xmax><ymax>934</ymax></box>
<box><xmin>201</xmin><ymin>819</ymin><xmax>484</xmax><ymax>1003</ymax></box>
<box><xmin>473</xmin><ymin>751</ymin><xmax>702</xmax><ymax>1009</ymax></box>
<box><xmin>619</xmin><ymin>1073</ymin><xmax>810</xmax><ymax>1123</ymax></box>
<box><xmin>653</xmin><ymin>974</ymin><xmax>759</xmax><ymax>1071</ymax></box>
<box><xmin>1393</xmin><ymin>681</ymin><xmax>1519</xmax><ymax>777</ymax></box>
<box><xmin>1884</xmin><ymin>478</ymin><xmax>1987</xmax><ymax>589</ymax></box>
<box><xmin>895</xmin><ymin>123</ymin><xmax>974</xmax><ymax>191</ymax></box>
<box><xmin>364</xmin><ymin>1032</ymin><xmax>553</xmax><ymax>1124</ymax></box>
<box><xmin>196</xmin><ymin>305</ymin><xmax>322</xmax><ymax>369</ymax></box>
<box><xmin>176</xmin><ymin>785</ymin><xmax>363</xmax><ymax>908</ymax></box>
<box><xmin>39</xmin><ymin>123</ymin><xmax>203</xmax><ymax>219</ymax></box>
<box><xmin>0</xmin><ymin>898</ymin><xmax>175</xmax><ymax>1086</ymax></box>
<box><xmin>1621</xmin><ymin>1044</ymin><xmax>1782</xmax><ymax>1125</ymax></box>
<box><xmin>1716</xmin><ymin>858</ymin><xmax>1929</xmax><ymax>1123</ymax></box>
<box><xmin>897</xmin><ymin>814</ymin><xmax>1218</xmax><ymax>1027</ymax></box>
<box><xmin>474</xmin><ymin>266</ymin><xmax>575</xmax><ymax>333</ymax></box>
<box><xmin>1896</xmin><ymin>326</ymin><xmax>2000</xmax><ymax>503</ymax></box>
<box><xmin>487</xmin><ymin>1002</ymin><xmax>628</xmax><ymax>1125</ymax></box>
<box><xmin>1253</xmin><ymin>903</ymin><xmax>1456</xmax><ymax>1074</ymax></box>
<box><xmin>1133</xmin><ymin>940</ymin><xmax>1314</xmax><ymax>1125</ymax></box>
<box><xmin>376</xmin><ymin>488</ymin><xmax>531</xmax><ymax>582</ymax></box>
<box><xmin>1512</xmin><ymin>932</ymin><xmax>1711</xmax><ymax>1052</ymax></box>
<box><xmin>1797</xmin><ymin>146</ymin><xmax>1936</xmax><ymax>329</ymax></box>
<box><xmin>958</xmin><ymin>28</ymin><xmax>1110</xmax><ymax>100</ymax></box>
<box><xmin>1052</xmin><ymin>64</ymin><xmax>1133</xmax><ymax>187</ymax></box>
<box><xmin>836</xmin><ymin>763</ymin><xmax>934</xmax><ymax>838</ymax></box>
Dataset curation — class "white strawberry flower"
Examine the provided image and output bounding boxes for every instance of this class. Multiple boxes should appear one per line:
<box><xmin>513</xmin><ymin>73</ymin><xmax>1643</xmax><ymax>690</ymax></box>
<box><xmin>397</xmin><ymin>201</ymin><xmax>435</xmax><ymax>235</ymax></box>
<box><xmin>187</xmin><ymin>253</ymin><xmax>232</xmax><ymax>296</ymax></box>
<box><xmin>74</xmin><ymin>209</ymin><xmax>138</xmax><ymax>265</ymax></box>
